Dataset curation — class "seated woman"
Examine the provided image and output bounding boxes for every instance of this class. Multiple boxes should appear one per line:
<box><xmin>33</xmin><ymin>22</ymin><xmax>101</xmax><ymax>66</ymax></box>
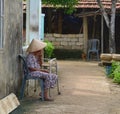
<box><xmin>26</xmin><ymin>38</ymin><xmax>58</xmax><ymax>101</ymax></box>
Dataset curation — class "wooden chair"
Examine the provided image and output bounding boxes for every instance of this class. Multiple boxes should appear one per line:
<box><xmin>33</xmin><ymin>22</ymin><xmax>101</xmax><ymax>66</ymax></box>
<box><xmin>18</xmin><ymin>54</ymin><xmax>45</xmax><ymax>101</ymax></box>
<box><xmin>87</xmin><ymin>39</ymin><xmax>100</xmax><ymax>61</ymax></box>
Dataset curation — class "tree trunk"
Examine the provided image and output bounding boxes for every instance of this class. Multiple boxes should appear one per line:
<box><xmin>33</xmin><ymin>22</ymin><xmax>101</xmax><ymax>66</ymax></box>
<box><xmin>96</xmin><ymin>0</ymin><xmax>110</xmax><ymax>28</ymax></box>
<box><xmin>109</xmin><ymin>0</ymin><xmax>117</xmax><ymax>53</ymax></box>
<box><xmin>96</xmin><ymin>0</ymin><xmax>117</xmax><ymax>53</ymax></box>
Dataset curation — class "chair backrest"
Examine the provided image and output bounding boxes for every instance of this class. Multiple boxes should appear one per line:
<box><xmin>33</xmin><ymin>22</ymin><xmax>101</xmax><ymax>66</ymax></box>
<box><xmin>18</xmin><ymin>54</ymin><xmax>29</xmax><ymax>79</ymax></box>
<box><xmin>88</xmin><ymin>39</ymin><xmax>99</xmax><ymax>51</ymax></box>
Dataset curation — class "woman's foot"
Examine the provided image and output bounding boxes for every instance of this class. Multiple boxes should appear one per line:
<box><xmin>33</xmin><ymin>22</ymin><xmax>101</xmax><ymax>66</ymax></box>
<box><xmin>40</xmin><ymin>89</ymin><xmax>54</xmax><ymax>101</ymax></box>
<box><xmin>39</xmin><ymin>92</ymin><xmax>41</xmax><ymax>96</ymax></box>
<box><xmin>39</xmin><ymin>92</ymin><xmax>54</xmax><ymax>101</ymax></box>
<box><xmin>44</xmin><ymin>97</ymin><xmax>54</xmax><ymax>101</ymax></box>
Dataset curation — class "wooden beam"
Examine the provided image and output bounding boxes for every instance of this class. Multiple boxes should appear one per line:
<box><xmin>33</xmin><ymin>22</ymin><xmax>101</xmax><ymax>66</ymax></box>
<box><xmin>101</xmin><ymin>15</ymin><xmax>104</xmax><ymax>53</ymax></box>
<box><xmin>83</xmin><ymin>16</ymin><xmax>88</xmax><ymax>54</ymax></box>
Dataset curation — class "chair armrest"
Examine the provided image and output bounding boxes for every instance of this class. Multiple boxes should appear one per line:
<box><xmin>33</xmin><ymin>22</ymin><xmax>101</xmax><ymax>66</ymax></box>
<box><xmin>42</xmin><ymin>58</ymin><xmax>58</xmax><ymax>74</ymax></box>
<box><xmin>42</xmin><ymin>58</ymin><xmax>50</xmax><ymax>62</ymax></box>
<box><xmin>49</xmin><ymin>58</ymin><xmax>57</xmax><ymax>74</ymax></box>
<box><xmin>42</xmin><ymin>58</ymin><xmax>57</xmax><ymax>67</ymax></box>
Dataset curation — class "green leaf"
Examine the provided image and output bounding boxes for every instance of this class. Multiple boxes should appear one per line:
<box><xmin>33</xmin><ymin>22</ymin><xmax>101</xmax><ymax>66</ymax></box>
<box><xmin>42</xmin><ymin>0</ymin><xmax>78</xmax><ymax>14</ymax></box>
<box><xmin>44</xmin><ymin>40</ymin><xmax>55</xmax><ymax>58</ymax></box>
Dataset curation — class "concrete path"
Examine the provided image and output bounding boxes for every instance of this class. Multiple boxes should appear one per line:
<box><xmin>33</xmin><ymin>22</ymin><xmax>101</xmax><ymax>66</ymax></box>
<box><xmin>19</xmin><ymin>61</ymin><xmax>120</xmax><ymax>114</ymax></box>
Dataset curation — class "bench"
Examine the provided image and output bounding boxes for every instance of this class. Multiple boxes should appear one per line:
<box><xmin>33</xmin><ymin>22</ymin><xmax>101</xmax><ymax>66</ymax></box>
<box><xmin>0</xmin><ymin>93</ymin><xmax>20</xmax><ymax>114</ymax></box>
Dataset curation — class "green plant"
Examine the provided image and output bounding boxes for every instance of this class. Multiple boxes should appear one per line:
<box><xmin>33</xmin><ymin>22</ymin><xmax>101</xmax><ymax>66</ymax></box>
<box><xmin>109</xmin><ymin>61</ymin><xmax>120</xmax><ymax>78</ymax></box>
<box><xmin>44</xmin><ymin>40</ymin><xmax>55</xmax><ymax>58</ymax></box>
<box><xmin>113</xmin><ymin>65</ymin><xmax>120</xmax><ymax>84</ymax></box>
<box><xmin>108</xmin><ymin>61</ymin><xmax>120</xmax><ymax>84</ymax></box>
<box><xmin>42</xmin><ymin>0</ymin><xmax>78</xmax><ymax>14</ymax></box>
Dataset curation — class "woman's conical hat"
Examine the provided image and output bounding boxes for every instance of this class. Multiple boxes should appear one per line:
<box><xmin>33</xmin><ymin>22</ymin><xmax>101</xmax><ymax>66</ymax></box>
<box><xmin>27</xmin><ymin>38</ymin><xmax>47</xmax><ymax>52</ymax></box>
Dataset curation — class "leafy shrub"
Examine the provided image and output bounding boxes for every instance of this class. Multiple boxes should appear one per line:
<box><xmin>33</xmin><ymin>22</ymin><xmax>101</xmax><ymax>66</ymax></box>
<box><xmin>113</xmin><ymin>65</ymin><xmax>120</xmax><ymax>84</ymax></box>
<box><xmin>109</xmin><ymin>61</ymin><xmax>120</xmax><ymax>78</ymax></box>
<box><xmin>44</xmin><ymin>40</ymin><xmax>54</xmax><ymax>58</ymax></box>
<box><xmin>108</xmin><ymin>61</ymin><xmax>120</xmax><ymax>84</ymax></box>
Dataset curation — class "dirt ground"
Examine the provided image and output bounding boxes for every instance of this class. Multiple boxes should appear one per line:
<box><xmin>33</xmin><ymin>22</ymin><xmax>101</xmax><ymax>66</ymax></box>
<box><xmin>19</xmin><ymin>60</ymin><xmax>120</xmax><ymax>114</ymax></box>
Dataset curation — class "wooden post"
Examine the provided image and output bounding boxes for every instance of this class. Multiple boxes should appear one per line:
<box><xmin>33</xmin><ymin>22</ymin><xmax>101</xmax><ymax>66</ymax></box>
<box><xmin>101</xmin><ymin>15</ymin><xmax>104</xmax><ymax>53</ymax></box>
<box><xmin>47</xmin><ymin>9</ymin><xmax>52</xmax><ymax>33</ymax></box>
<box><xmin>83</xmin><ymin>16</ymin><xmax>88</xmax><ymax>54</ymax></box>
<box><xmin>58</xmin><ymin>10</ymin><xmax>62</xmax><ymax>34</ymax></box>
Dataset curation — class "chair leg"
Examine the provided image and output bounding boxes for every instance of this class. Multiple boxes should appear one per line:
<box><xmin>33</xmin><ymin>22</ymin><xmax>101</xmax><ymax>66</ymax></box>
<box><xmin>40</xmin><ymin>79</ymin><xmax>44</xmax><ymax>101</ymax></box>
<box><xmin>48</xmin><ymin>79</ymin><xmax>61</xmax><ymax>97</ymax></box>
<box><xmin>87</xmin><ymin>52</ymin><xmax>90</xmax><ymax>61</ymax></box>
<box><xmin>96</xmin><ymin>52</ymin><xmax>99</xmax><ymax>61</ymax></box>
<box><xmin>49</xmin><ymin>88</ymin><xmax>51</xmax><ymax>97</ymax></box>
<box><xmin>57</xmin><ymin>78</ymin><xmax>61</xmax><ymax>95</ymax></box>
<box><xmin>55</xmin><ymin>64</ymin><xmax>61</xmax><ymax>95</ymax></box>
<box><xmin>20</xmin><ymin>79</ymin><xmax>26</xmax><ymax>100</ymax></box>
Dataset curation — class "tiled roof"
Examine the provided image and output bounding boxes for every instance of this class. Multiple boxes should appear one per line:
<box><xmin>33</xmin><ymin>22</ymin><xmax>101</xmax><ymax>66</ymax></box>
<box><xmin>76</xmin><ymin>0</ymin><xmax>120</xmax><ymax>9</ymax></box>
<box><xmin>23</xmin><ymin>0</ymin><xmax>120</xmax><ymax>10</ymax></box>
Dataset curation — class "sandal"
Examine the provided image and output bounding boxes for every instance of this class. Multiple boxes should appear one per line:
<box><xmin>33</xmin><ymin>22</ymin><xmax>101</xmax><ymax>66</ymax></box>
<box><xmin>39</xmin><ymin>92</ymin><xmax>54</xmax><ymax>101</ymax></box>
<box><xmin>39</xmin><ymin>92</ymin><xmax>41</xmax><ymax>96</ymax></box>
<box><xmin>44</xmin><ymin>98</ymin><xmax>54</xmax><ymax>101</ymax></box>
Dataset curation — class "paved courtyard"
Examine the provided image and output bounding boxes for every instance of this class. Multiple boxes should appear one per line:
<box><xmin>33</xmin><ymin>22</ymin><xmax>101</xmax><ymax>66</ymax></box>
<box><xmin>18</xmin><ymin>60</ymin><xmax>120</xmax><ymax>114</ymax></box>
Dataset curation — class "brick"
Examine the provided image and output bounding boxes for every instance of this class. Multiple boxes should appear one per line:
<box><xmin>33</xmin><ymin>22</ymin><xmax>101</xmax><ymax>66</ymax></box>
<box><xmin>61</xmin><ymin>42</ymin><xmax>68</xmax><ymax>46</ymax></box>
<box><xmin>53</xmin><ymin>33</ymin><xmax>61</xmax><ymax>37</ymax></box>
<box><xmin>76</xmin><ymin>42</ymin><xmax>83</xmax><ymax>46</ymax></box>
<box><xmin>68</xmin><ymin>42</ymin><xmax>76</xmax><ymax>45</ymax></box>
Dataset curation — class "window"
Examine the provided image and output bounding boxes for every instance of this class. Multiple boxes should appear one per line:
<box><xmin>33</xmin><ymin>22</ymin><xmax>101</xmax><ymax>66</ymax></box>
<box><xmin>0</xmin><ymin>0</ymin><xmax>4</xmax><ymax>48</ymax></box>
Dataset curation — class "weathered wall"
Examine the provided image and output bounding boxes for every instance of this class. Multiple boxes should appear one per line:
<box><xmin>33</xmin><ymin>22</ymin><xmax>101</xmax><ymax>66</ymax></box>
<box><xmin>44</xmin><ymin>34</ymin><xmax>84</xmax><ymax>50</ymax></box>
<box><xmin>0</xmin><ymin>0</ymin><xmax>22</xmax><ymax>98</ymax></box>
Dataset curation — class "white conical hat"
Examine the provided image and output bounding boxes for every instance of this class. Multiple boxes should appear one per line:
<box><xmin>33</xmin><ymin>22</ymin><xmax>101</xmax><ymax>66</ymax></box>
<box><xmin>27</xmin><ymin>38</ymin><xmax>47</xmax><ymax>52</ymax></box>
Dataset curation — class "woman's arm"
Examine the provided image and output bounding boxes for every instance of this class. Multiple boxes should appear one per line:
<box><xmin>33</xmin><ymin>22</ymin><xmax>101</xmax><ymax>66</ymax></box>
<box><xmin>28</xmin><ymin>67</ymin><xmax>49</xmax><ymax>73</ymax></box>
<box><xmin>40</xmin><ymin>69</ymin><xmax>49</xmax><ymax>73</ymax></box>
<box><xmin>28</xmin><ymin>67</ymin><xmax>40</xmax><ymax>72</ymax></box>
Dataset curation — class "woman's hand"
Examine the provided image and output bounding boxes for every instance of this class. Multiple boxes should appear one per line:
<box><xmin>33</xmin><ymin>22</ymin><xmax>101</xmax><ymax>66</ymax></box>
<box><xmin>40</xmin><ymin>69</ymin><xmax>49</xmax><ymax>73</ymax></box>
